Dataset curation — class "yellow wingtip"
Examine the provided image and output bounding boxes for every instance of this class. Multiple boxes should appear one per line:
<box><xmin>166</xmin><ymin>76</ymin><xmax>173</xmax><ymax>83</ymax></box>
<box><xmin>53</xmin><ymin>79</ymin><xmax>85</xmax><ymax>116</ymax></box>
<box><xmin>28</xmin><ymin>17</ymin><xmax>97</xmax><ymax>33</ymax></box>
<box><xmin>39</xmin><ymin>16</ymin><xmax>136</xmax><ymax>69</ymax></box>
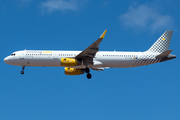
<box><xmin>100</xmin><ymin>29</ymin><xmax>107</xmax><ymax>39</ymax></box>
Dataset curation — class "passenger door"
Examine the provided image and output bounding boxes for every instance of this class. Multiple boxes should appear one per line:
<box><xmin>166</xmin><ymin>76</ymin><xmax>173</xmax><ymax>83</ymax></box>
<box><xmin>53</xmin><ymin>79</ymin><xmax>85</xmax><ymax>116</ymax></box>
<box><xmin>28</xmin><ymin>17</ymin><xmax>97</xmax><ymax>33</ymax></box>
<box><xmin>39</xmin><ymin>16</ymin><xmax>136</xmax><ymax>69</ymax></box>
<box><xmin>20</xmin><ymin>52</ymin><xmax>24</xmax><ymax>59</ymax></box>
<box><xmin>54</xmin><ymin>52</ymin><xmax>58</xmax><ymax>60</ymax></box>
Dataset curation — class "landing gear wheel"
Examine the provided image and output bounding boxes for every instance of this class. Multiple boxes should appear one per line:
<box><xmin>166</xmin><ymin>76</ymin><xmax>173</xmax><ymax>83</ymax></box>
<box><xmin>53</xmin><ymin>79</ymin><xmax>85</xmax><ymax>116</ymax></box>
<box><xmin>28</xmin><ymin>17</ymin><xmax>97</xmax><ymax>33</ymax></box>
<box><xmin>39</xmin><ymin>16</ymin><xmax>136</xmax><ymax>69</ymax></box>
<box><xmin>85</xmin><ymin>68</ymin><xmax>90</xmax><ymax>73</ymax></box>
<box><xmin>87</xmin><ymin>73</ymin><xmax>92</xmax><ymax>79</ymax></box>
<box><xmin>21</xmin><ymin>71</ymin><xmax>24</xmax><ymax>75</ymax></box>
<box><xmin>20</xmin><ymin>66</ymin><xmax>25</xmax><ymax>75</ymax></box>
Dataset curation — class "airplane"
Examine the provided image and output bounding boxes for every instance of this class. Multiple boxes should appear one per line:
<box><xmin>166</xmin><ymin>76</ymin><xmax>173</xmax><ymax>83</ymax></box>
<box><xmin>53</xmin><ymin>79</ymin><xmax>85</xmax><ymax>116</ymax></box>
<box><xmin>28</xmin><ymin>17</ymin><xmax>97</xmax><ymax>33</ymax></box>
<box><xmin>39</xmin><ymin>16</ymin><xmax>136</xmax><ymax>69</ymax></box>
<box><xmin>4</xmin><ymin>30</ymin><xmax>176</xmax><ymax>79</ymax></box>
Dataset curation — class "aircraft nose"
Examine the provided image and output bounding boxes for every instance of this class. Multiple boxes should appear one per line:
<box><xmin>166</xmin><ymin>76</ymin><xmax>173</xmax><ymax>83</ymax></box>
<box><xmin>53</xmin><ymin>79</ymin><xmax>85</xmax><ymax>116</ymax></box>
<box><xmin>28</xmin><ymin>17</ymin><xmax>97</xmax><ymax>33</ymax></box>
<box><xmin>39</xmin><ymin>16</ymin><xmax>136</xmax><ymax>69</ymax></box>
<box><xmin>4</xmin><ymin>57</ymin><xmax>10</xmax><ymax>64</ymax></box>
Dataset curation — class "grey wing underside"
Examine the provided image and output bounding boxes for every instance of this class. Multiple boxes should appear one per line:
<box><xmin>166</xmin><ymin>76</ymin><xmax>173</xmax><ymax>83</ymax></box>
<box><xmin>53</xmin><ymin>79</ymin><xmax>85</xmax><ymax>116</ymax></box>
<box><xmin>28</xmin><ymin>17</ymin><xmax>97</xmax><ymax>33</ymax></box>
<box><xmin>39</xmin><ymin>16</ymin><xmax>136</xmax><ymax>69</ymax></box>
<box><xmin>75</xmin><ymin>30</ymin><xmax>107</xmax><ymax>66</ymax></box>
<box><xmin>75</xmin><ymin>38</ymin><xmax>102</xmax><ymax>65</ymax></box>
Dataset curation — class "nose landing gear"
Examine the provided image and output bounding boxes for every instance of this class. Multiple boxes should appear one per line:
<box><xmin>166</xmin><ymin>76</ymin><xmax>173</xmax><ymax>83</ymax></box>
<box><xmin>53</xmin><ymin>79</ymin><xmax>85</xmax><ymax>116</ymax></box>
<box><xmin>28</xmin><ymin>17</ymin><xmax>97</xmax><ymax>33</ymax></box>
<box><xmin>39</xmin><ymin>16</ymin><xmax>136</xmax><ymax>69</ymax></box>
<box><xmin>21</xmin><ymin>66</ymin><xmax>25</xmax><ymax>75</ymax></box>
<box><xmin>85</xmin><ymin>68</ymin><xmax>92</xmax><ymax>79</ymax></box>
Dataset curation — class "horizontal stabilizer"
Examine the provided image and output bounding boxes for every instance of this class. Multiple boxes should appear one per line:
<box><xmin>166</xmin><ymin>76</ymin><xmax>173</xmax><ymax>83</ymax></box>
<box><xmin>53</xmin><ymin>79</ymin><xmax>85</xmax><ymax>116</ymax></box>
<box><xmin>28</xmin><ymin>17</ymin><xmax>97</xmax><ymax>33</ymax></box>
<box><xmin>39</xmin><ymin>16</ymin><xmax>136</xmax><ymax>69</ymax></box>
<box><xmin>156</xmin><ymin>50</ymin><xmax>172</xmax><ymax>58</ymax></box>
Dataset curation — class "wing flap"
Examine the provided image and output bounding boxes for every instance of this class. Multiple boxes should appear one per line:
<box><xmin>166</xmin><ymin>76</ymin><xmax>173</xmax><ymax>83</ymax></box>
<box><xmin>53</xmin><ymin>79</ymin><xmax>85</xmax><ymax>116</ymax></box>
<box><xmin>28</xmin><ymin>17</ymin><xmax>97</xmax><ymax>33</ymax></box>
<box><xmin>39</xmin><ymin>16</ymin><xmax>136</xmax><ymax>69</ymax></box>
<box><xmin>92</xmin><ymin>68</ymin><xmax>104</xmax><ymax>71</ymax></box>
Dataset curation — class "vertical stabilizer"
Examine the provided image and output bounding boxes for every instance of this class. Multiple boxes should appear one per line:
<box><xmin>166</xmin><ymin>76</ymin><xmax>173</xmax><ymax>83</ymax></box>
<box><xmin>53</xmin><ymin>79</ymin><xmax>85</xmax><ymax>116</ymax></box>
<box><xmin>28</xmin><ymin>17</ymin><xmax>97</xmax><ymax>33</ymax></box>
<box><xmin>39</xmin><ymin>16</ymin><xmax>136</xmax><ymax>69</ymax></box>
<box><xmin>147</xmin><ymin>31</ymin><xmax>173</xmax><ymax>53</ymax></box>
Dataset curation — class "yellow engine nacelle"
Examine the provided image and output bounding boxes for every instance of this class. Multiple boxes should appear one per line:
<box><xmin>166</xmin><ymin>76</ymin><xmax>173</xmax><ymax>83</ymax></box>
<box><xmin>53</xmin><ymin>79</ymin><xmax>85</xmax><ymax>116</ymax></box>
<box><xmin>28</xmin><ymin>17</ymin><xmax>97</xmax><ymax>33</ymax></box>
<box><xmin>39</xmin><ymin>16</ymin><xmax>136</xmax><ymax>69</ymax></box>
<box><xmin>61</xmin><ymin>58</ymin><xmax>79</xmax><ymax>66</ymax></box>
<box><xmin>65</xmin><ymin>67</ymin><xmax>84</xmax><ymax>75</ymax></box>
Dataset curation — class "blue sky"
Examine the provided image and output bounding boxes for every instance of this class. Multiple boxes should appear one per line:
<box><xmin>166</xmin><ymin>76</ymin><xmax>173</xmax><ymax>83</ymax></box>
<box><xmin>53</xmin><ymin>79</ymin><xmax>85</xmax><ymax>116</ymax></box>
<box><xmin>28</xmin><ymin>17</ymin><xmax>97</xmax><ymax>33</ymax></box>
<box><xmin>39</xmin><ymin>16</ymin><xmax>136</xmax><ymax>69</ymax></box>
<box><xmin>0</xmin><ymin>0</ymin><xmax>180</xmax><ymax>120</ymax></box>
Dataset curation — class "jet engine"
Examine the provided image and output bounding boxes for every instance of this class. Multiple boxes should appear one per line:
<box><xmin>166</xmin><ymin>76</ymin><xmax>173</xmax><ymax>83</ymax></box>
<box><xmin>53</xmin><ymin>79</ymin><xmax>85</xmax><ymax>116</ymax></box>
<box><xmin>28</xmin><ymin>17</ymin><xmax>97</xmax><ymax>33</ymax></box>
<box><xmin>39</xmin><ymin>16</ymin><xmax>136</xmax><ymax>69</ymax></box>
<box><xmin>61</xmin><ymin>58</ymin><xmax>80</xmax><ymax>66</ymax></box>
<box><xmin>65</xmin><ymin>67</ymin><xmax>84</xmax><ymax>75</ymax></box>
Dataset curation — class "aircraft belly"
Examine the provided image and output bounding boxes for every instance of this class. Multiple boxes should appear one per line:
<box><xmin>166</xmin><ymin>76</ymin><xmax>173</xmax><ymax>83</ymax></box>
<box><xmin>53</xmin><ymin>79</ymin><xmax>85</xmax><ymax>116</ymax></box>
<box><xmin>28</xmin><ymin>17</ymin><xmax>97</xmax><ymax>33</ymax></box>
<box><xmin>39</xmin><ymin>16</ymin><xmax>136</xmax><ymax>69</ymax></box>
<box><xmin>100</xmin><ymin>59</ymin><xmax>137</xmax><ymax>68</ymax></box>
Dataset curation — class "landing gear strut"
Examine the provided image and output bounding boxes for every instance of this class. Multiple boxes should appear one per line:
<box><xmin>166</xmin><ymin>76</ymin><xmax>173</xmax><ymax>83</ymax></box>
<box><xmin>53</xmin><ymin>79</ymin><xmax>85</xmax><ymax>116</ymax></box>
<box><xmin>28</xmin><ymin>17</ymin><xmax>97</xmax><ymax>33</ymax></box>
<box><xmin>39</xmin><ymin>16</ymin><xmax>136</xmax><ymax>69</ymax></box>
<box><xmin>21</xmin><ymin>66</ymin><xmax>25</xmax><ymax>75</ymax></box>
<box><xmin>85</xmin><ymin>68</ymin><xmax>92</xmax><ymax>79</ymax></box>
<box><xmin>85</xmin><ymin>68</ymin><xmax>90</xmax><ymax>73</ymax></box>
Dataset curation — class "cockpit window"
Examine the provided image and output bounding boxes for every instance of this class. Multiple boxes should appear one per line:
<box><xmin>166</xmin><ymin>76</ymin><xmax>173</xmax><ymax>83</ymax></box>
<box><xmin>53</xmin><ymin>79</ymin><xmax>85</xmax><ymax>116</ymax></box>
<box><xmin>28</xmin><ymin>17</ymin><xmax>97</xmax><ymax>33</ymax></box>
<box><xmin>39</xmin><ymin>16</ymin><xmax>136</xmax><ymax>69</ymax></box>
<box><xmin>10</xmin><ymin>53</ymin><xmax>16</xmax><ymax>56</ymax></box>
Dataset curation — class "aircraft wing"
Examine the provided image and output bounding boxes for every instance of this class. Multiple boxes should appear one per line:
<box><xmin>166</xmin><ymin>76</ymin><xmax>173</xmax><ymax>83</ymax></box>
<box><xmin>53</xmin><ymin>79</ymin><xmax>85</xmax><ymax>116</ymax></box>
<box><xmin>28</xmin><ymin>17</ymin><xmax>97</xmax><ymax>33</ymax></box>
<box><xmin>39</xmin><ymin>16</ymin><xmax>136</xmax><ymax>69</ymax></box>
<box><xmin>75</xmin><ymin>30</ymin><xmax>107</xmax><ymax>65</ymax></box>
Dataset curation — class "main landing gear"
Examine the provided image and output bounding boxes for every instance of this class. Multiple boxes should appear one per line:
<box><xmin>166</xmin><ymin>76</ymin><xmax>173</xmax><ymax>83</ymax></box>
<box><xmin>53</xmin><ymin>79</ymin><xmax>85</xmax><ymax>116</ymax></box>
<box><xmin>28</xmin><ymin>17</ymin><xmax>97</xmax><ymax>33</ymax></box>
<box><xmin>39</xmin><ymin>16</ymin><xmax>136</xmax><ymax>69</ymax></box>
<box><xmin>21</xmin><ymin>66</ymin><xmax>25</xmax><ymax>75</ymax></box>
<box><xmin>85</xmin><ymin>68</ymin><xmax>92</xmax><ymax>79</ymax></box>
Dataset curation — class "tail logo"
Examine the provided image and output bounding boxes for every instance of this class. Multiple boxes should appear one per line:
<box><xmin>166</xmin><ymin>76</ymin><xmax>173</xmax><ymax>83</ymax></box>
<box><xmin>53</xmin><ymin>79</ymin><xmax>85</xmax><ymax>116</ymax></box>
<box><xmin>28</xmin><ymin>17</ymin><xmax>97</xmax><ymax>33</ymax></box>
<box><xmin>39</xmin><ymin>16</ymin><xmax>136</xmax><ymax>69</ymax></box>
<box><xmin>147</xmin><ymin>30</ymin><xmax>173</xmax><ymax>53</ymax></box>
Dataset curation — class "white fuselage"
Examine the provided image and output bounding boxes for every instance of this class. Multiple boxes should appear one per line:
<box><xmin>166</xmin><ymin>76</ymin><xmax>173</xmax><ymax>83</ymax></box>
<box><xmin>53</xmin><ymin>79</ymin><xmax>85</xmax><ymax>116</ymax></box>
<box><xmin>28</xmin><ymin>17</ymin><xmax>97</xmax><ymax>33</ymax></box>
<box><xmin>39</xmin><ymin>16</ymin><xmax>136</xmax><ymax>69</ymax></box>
<box><xmin>4</xmin><ymin>50</ymin><xmax>160</xmax><ymax>68</ymax></box>
<box><xmin>3</xmin><ymin>30</ymin><xmax>176</xmax><ymax>79</ymax></box>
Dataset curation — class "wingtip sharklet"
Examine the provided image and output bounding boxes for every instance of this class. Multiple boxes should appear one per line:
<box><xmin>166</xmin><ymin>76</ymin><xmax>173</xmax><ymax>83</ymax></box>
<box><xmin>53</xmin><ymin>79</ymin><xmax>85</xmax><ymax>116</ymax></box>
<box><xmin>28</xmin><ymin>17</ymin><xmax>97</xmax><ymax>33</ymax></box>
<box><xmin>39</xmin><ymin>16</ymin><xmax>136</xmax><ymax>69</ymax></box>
<box><xmin>100</xmin><ymin>29</ymin><xmax>107</xmax><ymax>39</ymax></box>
